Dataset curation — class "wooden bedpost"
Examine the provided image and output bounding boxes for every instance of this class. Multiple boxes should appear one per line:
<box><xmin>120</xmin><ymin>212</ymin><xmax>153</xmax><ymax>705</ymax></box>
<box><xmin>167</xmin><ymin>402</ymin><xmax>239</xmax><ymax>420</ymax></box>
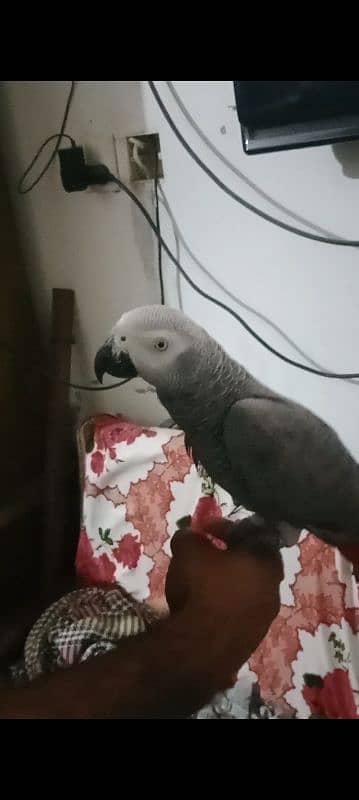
<box><xmin>42</xmin><ymin>288</ymin><xmax>79</xmax><ymax>599</ymax></box>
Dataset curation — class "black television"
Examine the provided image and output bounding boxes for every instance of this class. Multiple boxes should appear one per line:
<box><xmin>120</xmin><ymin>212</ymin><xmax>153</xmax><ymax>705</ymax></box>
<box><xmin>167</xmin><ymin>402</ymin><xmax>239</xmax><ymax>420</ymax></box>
<box><xmin>233</xmin><ymin>81</ymin><xmax>359</xmax><ymax>155</ymax></box>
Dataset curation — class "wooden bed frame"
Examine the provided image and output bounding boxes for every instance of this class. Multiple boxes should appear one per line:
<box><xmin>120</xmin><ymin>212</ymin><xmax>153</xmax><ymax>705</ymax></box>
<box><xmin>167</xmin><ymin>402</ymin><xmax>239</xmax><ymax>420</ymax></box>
<box><xmin>0</xmin><ymin>165</ymin><xmax>80</xmax><ymax>666</ymax></box>
<box><xmin>0</xmin><ymin>289</ymin><xmax>80</xmax><ymax>667</ymax></box>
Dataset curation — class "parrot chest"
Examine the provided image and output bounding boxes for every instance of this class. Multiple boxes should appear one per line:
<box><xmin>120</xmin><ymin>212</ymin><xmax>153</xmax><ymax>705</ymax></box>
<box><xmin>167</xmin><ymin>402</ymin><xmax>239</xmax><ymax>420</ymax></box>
<box><xmin>158</xmin><ymin>389</ymin><xmax>249</xmax><ymax>505</ymax></box>
<box><xmin>186</xmin><ymin>427</ymin><xmax>247</xmax><ymax>506</ymax></box>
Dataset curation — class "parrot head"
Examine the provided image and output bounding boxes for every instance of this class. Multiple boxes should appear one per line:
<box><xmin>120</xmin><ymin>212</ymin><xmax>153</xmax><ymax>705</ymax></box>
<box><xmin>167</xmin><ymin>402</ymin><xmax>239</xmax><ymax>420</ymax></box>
<box><xmin>94</xmin><ymin>305</ymin><xmax>216</xmax><ymax>390</ymax></box>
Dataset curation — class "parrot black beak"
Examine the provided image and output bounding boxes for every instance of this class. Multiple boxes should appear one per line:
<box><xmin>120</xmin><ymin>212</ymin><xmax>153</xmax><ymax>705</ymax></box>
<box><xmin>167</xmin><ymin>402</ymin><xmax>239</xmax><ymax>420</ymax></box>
<box><xmin>94</xmin><ymin>339</ymin><xmax>138</xmax><ymax>383</ymax></box>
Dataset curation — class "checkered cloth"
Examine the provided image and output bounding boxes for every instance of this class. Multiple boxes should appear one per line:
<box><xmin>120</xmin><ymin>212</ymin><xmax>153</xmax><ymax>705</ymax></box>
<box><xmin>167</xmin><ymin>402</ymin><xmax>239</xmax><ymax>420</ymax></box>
<box><xmin>9</xmin><ymin>586</ymin><xmax>285</xmax><ymax>718</ymax></box>
<box><xmin>11</xmin><ymin>586</ymin><xmax>156</xmax><ymax>685</ymax></box>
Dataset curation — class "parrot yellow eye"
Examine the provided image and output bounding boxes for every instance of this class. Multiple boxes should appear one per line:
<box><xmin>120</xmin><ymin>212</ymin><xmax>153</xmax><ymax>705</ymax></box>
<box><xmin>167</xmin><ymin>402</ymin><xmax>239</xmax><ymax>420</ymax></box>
<box><xmin>154</xmin><ymin>339</ymin><xmax>168</xmax><ymax>351</ymax></box>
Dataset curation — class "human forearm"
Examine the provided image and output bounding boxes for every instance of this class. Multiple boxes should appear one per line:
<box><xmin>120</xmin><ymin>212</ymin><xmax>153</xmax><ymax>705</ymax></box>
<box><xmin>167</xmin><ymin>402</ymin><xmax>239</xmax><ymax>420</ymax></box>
<box><xmin>0</xmin><ymin>611</ymin><xmax>236</xmax><ymax>719</ymax></box>
<box><xmin>0</xmin><ymin>520</ymin><xmax>283</xmax><ymax>719</ymax></box>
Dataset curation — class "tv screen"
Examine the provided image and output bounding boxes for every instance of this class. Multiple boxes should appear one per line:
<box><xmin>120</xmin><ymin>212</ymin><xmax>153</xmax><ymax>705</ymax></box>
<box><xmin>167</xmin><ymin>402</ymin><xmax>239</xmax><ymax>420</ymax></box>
<box><xmin>233</xmin><ymin>81</ymin><xmax>359</xmax><ymax>155</ymax></box>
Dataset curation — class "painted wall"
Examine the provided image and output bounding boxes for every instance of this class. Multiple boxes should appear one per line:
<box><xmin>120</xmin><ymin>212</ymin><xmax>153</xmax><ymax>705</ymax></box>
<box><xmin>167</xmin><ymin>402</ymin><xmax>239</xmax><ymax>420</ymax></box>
<box><xmin>1</xmin><ymin>81</ymin><xmax>359</xmax><ymax>457</ymax></box>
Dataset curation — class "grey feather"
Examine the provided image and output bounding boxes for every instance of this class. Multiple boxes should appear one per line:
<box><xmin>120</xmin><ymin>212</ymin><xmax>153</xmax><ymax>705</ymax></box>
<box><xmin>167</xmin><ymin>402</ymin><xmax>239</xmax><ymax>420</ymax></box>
<box><xmin>223</xmin><ymin>398</ymin><xmax>359</xmax><ymax>540</ymax></box>
<box><xmin>158</xmin><ymin>352</ymin><xmax>359</xmax><ymax>543</ymax></box>
<box><xmin>99</xmin><ymin>305</ymin><xmax>359</xmax><ymax>547</ymax></box>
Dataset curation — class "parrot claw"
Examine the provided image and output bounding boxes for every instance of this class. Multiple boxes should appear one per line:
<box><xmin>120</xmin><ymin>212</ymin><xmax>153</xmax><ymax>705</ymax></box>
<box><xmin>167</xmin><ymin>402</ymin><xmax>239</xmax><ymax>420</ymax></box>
<box><xmin>176</xmin><ymin>515</ymin><xmax>192</xmax><ymax>530</ymax></box>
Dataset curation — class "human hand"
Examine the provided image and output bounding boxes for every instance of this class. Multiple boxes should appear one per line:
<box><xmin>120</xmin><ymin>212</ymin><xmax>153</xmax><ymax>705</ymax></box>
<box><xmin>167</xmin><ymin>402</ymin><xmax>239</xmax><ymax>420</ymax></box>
<box><xmin>165</xmin><ymin>518</ymin><xmax>283</xmax><ymax>692</ymax></box>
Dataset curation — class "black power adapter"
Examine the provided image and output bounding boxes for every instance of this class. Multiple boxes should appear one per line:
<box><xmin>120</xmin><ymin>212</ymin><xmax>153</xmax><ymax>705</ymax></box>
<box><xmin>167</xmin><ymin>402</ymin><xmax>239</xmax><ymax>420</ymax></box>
<box><xmin>58</xmin><ymin>145</ymin><xmax>111</xmax><ymax>192</ymax></box>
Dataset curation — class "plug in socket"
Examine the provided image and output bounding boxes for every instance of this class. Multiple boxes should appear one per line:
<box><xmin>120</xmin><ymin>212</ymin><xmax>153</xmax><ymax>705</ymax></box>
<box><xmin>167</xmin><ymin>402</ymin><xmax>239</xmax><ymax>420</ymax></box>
<box><xmin>126</xmin><ymin>133</ymin><xmax>163</xmax><ymax>182</ymax></box>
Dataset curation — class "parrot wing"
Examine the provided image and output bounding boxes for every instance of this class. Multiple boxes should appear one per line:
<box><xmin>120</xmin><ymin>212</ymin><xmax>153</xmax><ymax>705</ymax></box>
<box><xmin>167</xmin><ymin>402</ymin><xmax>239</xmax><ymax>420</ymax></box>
<box><xmin>223</xmin><ymin>397</ymin><xmax>359</xmax><ymax>534</ymax></box>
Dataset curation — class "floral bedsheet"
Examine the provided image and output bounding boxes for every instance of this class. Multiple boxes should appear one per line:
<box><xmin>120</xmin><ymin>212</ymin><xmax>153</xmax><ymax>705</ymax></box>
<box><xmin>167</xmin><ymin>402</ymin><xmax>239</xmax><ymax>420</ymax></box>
<box><xmin>76</xmin><ymin>414</ymin><xmax>359</xmax><ymax>718</ymax></box>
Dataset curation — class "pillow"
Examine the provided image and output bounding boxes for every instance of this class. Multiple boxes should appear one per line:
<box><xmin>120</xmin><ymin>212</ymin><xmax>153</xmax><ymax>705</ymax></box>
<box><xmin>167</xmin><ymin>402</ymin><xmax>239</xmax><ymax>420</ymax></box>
<box><xmin>76</xmin><ymin>414</ymin><xmax>359</xmax><ymax>717</ymax></box>
<box><xmin>76</xmin><ymin>414</ymin><xmax>233</xmax><ymax>613</ymax></box>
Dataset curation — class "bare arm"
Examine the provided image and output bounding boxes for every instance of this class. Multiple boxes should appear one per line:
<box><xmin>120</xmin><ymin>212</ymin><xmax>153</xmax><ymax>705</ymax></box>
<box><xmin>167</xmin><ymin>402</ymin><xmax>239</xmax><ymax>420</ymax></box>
<box><xmin>0</xmin><ymin>612</ymin><xmax>240</xmax><ymax>719</ymax></box>
<box><xmin>0</xmin><ymin>521</ymin><xmax>283</xmax><ymax>719</ymax></box>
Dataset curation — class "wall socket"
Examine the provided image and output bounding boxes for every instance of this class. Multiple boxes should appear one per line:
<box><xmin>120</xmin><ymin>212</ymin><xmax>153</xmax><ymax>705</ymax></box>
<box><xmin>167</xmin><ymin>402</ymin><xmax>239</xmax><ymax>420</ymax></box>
<box><xmin>113</xmin><ymin>133</ymin><xmax>163</xmax><ymax>183</ymax></box>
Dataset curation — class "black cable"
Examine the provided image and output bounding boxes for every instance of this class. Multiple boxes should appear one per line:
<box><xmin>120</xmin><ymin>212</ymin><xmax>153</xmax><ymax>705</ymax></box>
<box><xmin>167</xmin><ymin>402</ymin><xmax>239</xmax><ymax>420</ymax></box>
<box><xmin>18</xmin><ymin>81</ymin><xmax>76</xmax><ymax>194</ymax></box>
<box><xmin>0</xmin><ymin>341</ymin><xmax>131</xmax><ymax>392</ymax></box>
<box><xmin>154</xmin><ymin>151</ymin><xmax>165</xmax><ymax>304</ymax></box>
<box><xmin>108</xmin><ymin>172</ymin><xmax>359</xmax><ymax>380</ymax></box>
<box><xmin>67</xmin><ymin>378</ymin><xmax>132</xmax><ymax>391</ymax></box>
<box><xmin>157</xmin><ymin>184</ymin><xmax>359</xmax><ymax>384</ymax></box>
<box><xmin>148</xmin><ymin>81</ymin><xmax>359</xmax><ymax>249</ymax></box>
<box><xmin>165</xmin><ymin>81</ymin><xmax>337</xmax><ymax>241</ymax></box>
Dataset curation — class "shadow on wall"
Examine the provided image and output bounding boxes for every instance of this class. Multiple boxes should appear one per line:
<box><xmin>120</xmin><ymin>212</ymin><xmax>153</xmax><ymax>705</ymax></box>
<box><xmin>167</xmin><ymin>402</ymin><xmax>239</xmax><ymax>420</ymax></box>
<box><xmin>0</xmin><ymin>81</ymin><xmax>163</xmax><ymax>421</ymax></box>
<box><xmin>333</xmin><ymin>139</ymin><xmax>359</xmax><ymax>178</ymax></box>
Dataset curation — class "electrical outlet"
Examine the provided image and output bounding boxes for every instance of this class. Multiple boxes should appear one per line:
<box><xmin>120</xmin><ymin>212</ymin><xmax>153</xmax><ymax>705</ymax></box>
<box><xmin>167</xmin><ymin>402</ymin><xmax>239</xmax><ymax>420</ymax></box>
<box><xmin>113</xmin><ymin>133</ymin><xmax>163</xmax><ymax>183</ymax></box>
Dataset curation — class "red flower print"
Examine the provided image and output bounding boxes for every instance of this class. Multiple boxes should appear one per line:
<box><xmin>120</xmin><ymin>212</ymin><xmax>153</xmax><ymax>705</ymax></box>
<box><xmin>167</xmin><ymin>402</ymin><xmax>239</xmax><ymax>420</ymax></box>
<box><xmin>76</xmin><ymin>529</ymin><xmax>116</xmax><ymax>585</ymax></box>
<box><xmin>95</xmin><ymin>416</ymin><xmax>156</xmax><ymax>452</ymax></box>
<box><xmin>91</xmin><ymin>450</ymin><xmax>105</xmax><ymax>476</ymax></box>
<box><xmin>125</xmin><ymin>434</ymin><xmax>192</xmax><ymax>559</ymax></box>
<box><xmin>191</xmin><ymin>495</ymin><xmax>225</xmax><ymax>548</ymax></box>
<box><xmin>95</xmin><ymin>553</ymin><xmax>117</xmax><ymax>583</ymax></box>
<box><xmin>114</xmin><ymin>534</ymin><xmax>141</xmax><ymax>569</ymax></box>
<box><xmin>76</xmin><ymin>529</ymin><xmax>93</xmax><ymax>579</ymax></box>
<box><xmin>192</xmin><ymin>495</ymin><xmax>223</xmax><ymax>533</ymax></box>
<box><xmin>303</xmin><ymin>669</ymin><xmax>358</xmax><ymax>719</ymax></box>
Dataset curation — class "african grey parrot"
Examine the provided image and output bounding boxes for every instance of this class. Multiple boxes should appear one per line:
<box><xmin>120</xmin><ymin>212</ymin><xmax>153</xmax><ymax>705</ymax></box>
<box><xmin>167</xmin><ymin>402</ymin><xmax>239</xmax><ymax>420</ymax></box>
<box><xmin>94</xmin><ymin>305</ymin><xmax>359</xmax><ymax>549</ymax></box>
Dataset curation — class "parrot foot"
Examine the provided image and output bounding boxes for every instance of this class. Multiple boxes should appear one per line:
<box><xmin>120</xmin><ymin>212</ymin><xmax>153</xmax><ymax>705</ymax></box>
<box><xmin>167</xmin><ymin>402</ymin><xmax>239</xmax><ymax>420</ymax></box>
<box><xmin>224</xmin><ymin>515</ymin><xmax>281</xmax><ymax>556</ymax></box>
<box><xmin>277</xmin><ymin>522</ymin><xmax>302</xmax><ymax>548</ymax></box>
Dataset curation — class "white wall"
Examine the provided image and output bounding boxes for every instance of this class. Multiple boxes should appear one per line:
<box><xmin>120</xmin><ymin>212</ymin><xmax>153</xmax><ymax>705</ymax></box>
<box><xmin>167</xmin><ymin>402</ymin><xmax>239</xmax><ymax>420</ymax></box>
<box><xmin>2</xmin><ymin>80</ymin><xmax>359</xmax><ymax>458</ymax></box>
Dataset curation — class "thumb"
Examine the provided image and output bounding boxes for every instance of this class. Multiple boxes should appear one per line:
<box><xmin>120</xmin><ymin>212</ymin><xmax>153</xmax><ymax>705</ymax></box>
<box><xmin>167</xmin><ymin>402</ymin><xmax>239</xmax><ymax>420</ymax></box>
<box><xmin>204</xmin><ymin>517</ymin><xmax>257</xmax><ymax>545</ymax></box>
<box><xmin>205</xmin><ymin>517</ymin><xmax>283</xmax><ymax>560</ymax></box>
